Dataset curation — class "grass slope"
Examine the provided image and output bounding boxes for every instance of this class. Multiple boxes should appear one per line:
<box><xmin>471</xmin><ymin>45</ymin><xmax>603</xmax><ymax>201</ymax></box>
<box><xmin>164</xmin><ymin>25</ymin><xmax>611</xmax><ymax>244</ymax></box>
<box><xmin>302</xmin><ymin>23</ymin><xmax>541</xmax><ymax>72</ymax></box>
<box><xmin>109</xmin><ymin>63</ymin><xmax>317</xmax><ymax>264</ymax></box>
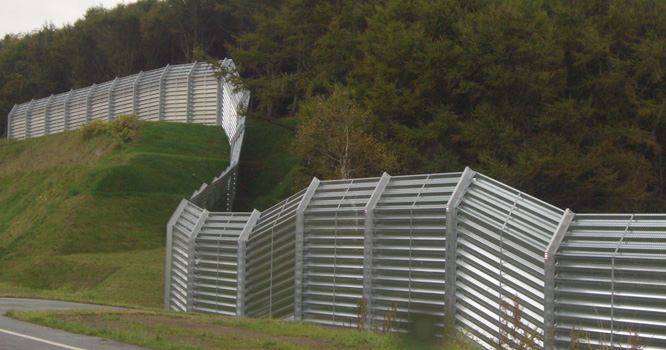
<box><xmin>0</xmin><ymin>121</ymin><xmax>229</xmax><ymax>307</ymax></box>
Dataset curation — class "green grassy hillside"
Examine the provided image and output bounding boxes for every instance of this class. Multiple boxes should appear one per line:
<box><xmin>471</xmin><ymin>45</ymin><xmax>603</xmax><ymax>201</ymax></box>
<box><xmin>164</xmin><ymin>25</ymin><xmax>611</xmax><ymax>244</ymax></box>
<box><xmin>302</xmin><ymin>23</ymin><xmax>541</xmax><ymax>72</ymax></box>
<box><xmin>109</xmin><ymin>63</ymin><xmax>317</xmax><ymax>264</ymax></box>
<box><xmin>0</xmin><ymin>121</ymin><xmax>229</xmax><ymax>307</ymax></box>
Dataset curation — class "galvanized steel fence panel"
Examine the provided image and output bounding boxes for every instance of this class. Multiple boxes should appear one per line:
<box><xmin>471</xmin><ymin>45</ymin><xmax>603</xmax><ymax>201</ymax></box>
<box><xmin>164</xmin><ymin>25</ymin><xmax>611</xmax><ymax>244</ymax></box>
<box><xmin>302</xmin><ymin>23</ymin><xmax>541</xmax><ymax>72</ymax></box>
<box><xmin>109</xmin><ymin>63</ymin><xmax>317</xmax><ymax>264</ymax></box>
<box><xmin>454</xmin><ymin>174</ymin><xmax>564</xmax><ymax>349</ymax></box>
<box><xmin>555</xmin><ymin>214</ymin><xmax>666</xmax><ymax>349</ymax></box>
<box><xmin>112</xmin><ymin>73</ymin><xmax>137</xmax><ymax>117</ymax></box>
<box><xmin>47</xmin><ymin>93</ymin><xmax>69</xmax><ymax>134</ymax></box>
<box><xmin>244</xmin><ymin>189</ymin><xmax>305</xmax><ymax>319</ymax></box>
<box><xmin>190</xmin><ymin>163</ymin><xmax>239</xmax><ymax>212</ymax></box>
<box><xmin>6</xmin><ymin>60</ymin><xmax>247</xmax><ymax>140</ymax></box>
<box><xmin>370</xmin><ymin>173</ymin><xmax>461</xmax><ymax>328</ymax></box>
<box><xmin>192</xmin><ymin>212</ymin><xmax>252</xmax><ymax>315</ymax></box>
<box><xmin>27</xmin><ymin>97</ymin><xmax>48</xmax><ymax>138</ymax></box>
<box><xmin>165</xmin><ymin>200</ymin><xmax>206</xmax><ymax>312</ymax></box>
<box><xmin>190</xmin><ymin>62</ymin><xmax>220</xmax><ymax>126</ymax></box>
<box><xmin>165</xmin><ymin>169</ymin><xmax>666</xmax><ymax>350</ymax></box>
<box><xmin>90</xmin><ymin>80</ymin><xmax>114</xmax><ymax>121</ymax></box>
<box><xmin>302</xmin><ymin>177</ymin><xmax>381</xmax><ymax>326</ymax></box>
<box><xmin>135</xmin><ymin>67</ymin><xmax>163</xmax><ymax>121</ymax></box>
<box><xmin>67</xmin><ymin>86</ymin><xmax>90</xmax><ymax>130</ymax></box>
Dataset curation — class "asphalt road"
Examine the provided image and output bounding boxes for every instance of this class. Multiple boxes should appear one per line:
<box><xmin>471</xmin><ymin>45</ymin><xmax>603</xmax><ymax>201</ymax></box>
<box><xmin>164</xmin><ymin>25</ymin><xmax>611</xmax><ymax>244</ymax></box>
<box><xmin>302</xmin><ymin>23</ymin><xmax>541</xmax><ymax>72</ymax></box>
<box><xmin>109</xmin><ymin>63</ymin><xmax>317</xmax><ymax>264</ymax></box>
<box><xmin>0</xmin><ymin>298</ymin><xmax>147</xmax><ymax>350</ymax></box>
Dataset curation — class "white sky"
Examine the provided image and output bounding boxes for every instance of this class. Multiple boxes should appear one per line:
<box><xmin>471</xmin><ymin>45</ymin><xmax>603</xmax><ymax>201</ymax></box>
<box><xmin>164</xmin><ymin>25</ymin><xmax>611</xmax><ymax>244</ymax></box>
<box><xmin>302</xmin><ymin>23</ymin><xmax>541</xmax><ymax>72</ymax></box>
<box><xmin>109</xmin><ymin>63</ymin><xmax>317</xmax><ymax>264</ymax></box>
<box><xmin>0</xmin><ymin>0</ymin><xmax>136</xmax><ymax>38</ymax></box>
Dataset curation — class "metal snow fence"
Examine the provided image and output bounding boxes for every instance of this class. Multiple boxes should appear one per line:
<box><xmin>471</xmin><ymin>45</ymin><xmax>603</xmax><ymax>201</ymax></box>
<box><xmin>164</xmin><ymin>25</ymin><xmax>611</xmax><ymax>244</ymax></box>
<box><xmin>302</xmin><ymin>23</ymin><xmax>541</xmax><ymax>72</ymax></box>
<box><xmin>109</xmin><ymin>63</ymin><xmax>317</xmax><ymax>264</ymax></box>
<box><xmin>370</xmin><ymin>172</ymin><xmax>461</xmax><ymax>329</ymax></box>
<box><xmin>555</xmin><ymin>214</ymin><xmax>666</xmax><ymax>350</ymax></box>
<box><xmin>164</xmin><ymin>168</ymin><xmax>666</xmax><ymax>350</ymax></box>
<box><xmin>190</xmin><ymin>163</ymin><xmax>239</xmax><ymax>212</ymax></box>
<box><xmin>301</xmin><ymin>177</ymin><xmax>381</xmax><ymax>327</ymax></box>
<box><xmin>244</xmin><ymin>189</ymin><xmax>306</xmax><ymax>319</ymax></box>
<box><xmin>452</xmin><ymin>173</ymin><xmax>565</xmax><ymax>349</ymax></box>
<box><xmin>165</xmin><ymin>200</ymin><xmax>207</xmax><ymax>312</ymax></box>
<box><xmin>6</xmin><ymin>60</ymin><xmax>245</xmax><ymax>141</ymax></box>
<box><xmin>192</xmin><ymin>212</ymin><xmax>254</xmax><ymax>316</ymax></box>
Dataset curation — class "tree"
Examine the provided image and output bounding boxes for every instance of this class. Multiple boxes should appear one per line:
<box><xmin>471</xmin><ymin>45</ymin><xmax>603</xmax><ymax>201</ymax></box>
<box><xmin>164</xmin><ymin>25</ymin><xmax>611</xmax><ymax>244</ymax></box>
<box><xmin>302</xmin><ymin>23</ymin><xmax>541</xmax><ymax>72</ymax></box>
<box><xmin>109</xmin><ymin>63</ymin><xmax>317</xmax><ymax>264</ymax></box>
<box><xmin>291</xmin><ymin>87</ymin><xmax>398</xmax><ymax>180</ymax></box>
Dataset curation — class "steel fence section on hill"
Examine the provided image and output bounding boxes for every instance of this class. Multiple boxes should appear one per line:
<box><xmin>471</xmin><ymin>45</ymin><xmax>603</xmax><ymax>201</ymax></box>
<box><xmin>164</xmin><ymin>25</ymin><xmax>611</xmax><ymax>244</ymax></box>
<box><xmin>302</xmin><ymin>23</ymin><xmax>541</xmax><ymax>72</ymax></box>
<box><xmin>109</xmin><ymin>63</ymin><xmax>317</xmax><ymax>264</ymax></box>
<box><xmin>191</xmin><ymin>212</ymin><xmax>252</xmax><ymax>316</ymax></box>
<box><xmin>369</xmin><ymin>173</ymin><xmax>461</xmax><ymax>329</ymax></box>
<box><xmin>301</xmin><ymin>177</ymin><xmax>381</xmax><ymax>326</ymax></box>
<box><xmin>89</xmin><ymin>80</ymin><xmax>114</xmax><ymax>121</ymax></box>
<box><xmin>244</xmin><ymin>189</ymin><xmax>306</xmax><ymax>319</ymax></box>
<box><xmin>6</xmin><ymin>61</ymin><xmax>243</xmax><ymax>141</ymax></box>
<box><xmin>165</xmin><ymin>200</ymin><xmax>207</xmax><ymax>312</ymax></box>
<box><xmin>165</xmin><ymin>168</ymin><xmax>666</xmax><ymax>350</ymax></box>
<box><xmin>46</xmin><ymin>93</ymin><xmax>68</xmax><ymax>134</ymax></box>
<box><xmin>555</xmin><ymin>214</ymin><xmax>666</xmax><ymax>350</ymax></box>
<box><xmin>454</xmin><ymin>174</ymin><xmax>565</xmax><ymax>349</ymax></box>
<box><xmin>190</xmin><ymin>163</ymin><xmax>239</xmax><ymax>212</ymax></box>
<box><xmin>190</xmin><ymin>62</ymin><xmax>221</xmax><ymax>127</ymax></box>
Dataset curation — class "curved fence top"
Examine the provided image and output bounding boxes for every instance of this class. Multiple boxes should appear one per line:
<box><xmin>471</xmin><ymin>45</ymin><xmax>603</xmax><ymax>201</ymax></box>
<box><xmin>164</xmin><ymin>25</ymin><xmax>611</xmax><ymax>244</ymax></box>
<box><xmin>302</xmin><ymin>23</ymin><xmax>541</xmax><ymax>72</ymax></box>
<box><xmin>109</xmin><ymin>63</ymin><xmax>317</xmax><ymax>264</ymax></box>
<box><xmin>6</xmin><ymin>59</ymin><xmax>249</xmax><ymax>145</ymax></box>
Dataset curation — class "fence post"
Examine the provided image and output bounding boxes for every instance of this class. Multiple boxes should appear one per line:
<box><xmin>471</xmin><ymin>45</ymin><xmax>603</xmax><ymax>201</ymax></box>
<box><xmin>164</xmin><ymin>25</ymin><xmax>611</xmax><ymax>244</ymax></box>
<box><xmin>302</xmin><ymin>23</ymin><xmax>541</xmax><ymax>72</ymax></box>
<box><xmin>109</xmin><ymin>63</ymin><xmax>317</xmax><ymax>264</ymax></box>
<box><xmin>226</xmin><ymin>164</ymin><xmax>240</xmax><ymax>211</ymax></box>
<box><xmin>44</xmin><ymin>94</ymin><xmax>53</xmax><ymax>136</ymax></box>
<box><xmin>85</xmin><ymin>84</ymin><xmax>96</xmax><ymax>124</ymax></box>
<box><xmin>444</xmin><ymin>167</ymin><xmax>476</xmax><ymax>331</ymax></box>
<box><xmin>294</xmin><ymin>177</ymin><xmax>321</xmax><ymax>321</ymax></box>
<box><xmin>108</xmin><ymin>77</ymin><xmax>118</xmax><ymax>121</ymax></box>
<box><xmin>544</xmin><ymin>209</ymin><xmax>574</xmax><ymax>350</ymax></box>
<box><xmin>158</xmin><ymin>65</ymin><xmax>170</xmax><ymax>121</ymax></box>
<box><xmin>237</xmin><ymin>209</ymin><xmax>261</xmax><ymax>317</ymax></box>
<box><xmin>24</xmin><ymin>99</ymin><xmax>34</xmax><ymax>139</ymax></box>
<box><xmin>164</xmin><ymin>199</ymin><xmax>190</xmax><ymax>310</ymax></box>
<box><xmin>362</xmin><ymin>173</ymin><xmax>390</xmax><ymax>328</ymax></box>
<box><xmin>7</xmin><ymin>104</ymin><xmax>16</xmax><ymax>139</ymax></box>
<box><xmin>132</xmin><ymin>71</ymin><xmax>143</xmax><ymax>115</ymax></box>
<box><xmin>217</xmin><ymin>61</ymin><xmax>227</xmax><ymax>128</ymax></box>
<box><xmin>186</xmin><ymin>208</ymin><xmax>209</xmax><ymax>311</ymax></box>
<box><xmin>63</xmin><ymin>89</ymin><xmax>73</xmax><ymax>131</ymax></box>
<box><xmin>186</xmin><ymin>62</ymin><xmax>198</xmax><ymax>123</ymax></box>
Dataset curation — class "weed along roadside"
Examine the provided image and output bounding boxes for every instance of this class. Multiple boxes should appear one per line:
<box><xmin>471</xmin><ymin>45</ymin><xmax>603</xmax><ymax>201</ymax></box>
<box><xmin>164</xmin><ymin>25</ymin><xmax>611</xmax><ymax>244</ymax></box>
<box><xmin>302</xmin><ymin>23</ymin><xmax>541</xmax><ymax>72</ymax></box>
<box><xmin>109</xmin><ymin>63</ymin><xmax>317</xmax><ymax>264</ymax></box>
<box><xmin>7</xmin><ymin>308</ymin><xmax>469</xmax><ymax>350</ymax></box>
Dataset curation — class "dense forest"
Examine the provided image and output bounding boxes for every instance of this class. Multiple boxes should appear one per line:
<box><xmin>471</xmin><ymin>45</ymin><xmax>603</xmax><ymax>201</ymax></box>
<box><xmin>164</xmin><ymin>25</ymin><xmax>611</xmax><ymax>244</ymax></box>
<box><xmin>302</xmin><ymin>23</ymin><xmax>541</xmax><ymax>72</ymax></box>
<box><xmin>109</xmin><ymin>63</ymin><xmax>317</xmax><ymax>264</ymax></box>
<box><xmin>1</xmin><ymin>0</ymin><xmax>665</xmax><ymax>213</ymax></box>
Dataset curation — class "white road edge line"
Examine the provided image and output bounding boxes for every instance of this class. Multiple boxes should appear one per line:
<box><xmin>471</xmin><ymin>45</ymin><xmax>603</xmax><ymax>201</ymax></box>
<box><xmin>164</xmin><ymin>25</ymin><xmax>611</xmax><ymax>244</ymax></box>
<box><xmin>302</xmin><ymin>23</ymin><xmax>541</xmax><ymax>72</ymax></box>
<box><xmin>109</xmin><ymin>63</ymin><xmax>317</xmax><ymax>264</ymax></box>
<box><xmin>0</xmin><ymin>327</ymin><xmax>86</xmax><ymax>350</ymax></box>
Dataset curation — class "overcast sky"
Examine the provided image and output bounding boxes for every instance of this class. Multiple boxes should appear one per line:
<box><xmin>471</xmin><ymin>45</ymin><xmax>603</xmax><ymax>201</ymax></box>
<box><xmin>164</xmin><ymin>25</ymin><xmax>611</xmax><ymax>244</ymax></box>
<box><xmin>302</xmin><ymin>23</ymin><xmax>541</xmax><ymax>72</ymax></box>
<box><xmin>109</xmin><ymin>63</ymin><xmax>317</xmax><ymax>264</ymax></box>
<box><xmin>0</xmin><ymin>0</ymin><xmax>136</xmax><ymax>38</ymax></box>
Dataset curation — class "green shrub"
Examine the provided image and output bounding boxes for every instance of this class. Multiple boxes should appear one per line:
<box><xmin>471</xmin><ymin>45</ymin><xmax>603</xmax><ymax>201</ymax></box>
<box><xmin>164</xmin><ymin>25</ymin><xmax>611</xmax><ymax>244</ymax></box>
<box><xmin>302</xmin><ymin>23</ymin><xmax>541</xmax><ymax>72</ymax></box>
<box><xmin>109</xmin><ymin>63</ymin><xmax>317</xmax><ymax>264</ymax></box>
<box><xmin>78</xmin><ymin>114</ymin><xmax>139</xmax><ymax>143</ymax></box>
<box><xmin>79</xmin><ymin>120</ymin><xmax>109</xmax><ymax>140</ymax></box>
<box><xmin>109</xmin><ymin>114</ymin><xmax>139</xmax><ymax>143</ymax></box>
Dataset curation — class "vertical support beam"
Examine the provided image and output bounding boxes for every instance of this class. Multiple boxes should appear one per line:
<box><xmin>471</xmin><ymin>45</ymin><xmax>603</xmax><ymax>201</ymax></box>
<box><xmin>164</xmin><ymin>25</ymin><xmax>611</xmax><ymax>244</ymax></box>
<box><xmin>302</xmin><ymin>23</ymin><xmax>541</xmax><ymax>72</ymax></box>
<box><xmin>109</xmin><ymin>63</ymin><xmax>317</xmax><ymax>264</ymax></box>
<box><xmin>6</xmin><ymin>104</ymin><xmax>17</xmax><ymax>139</ymax></box>
<box><xmin>294</xmin><ymin>177</ymin><xmax>321</xmax><ymax>321</ymax></box>
<box><xmin>186</xmin><ymin>208</ymin><xmax>209</xmax><ymax>311</ymax></box>
<box><xmin>24</xmin><ymin>99</ymin><xmax>34</xmax><ymax>139</ymax></box>
<box><xmin>544</xmin><ymin>209</ymin><xmax>574</xmax><ymax>350</ymax></box>
<box><xmin>229</xmin><ymin>118</ymin><xmax>244</xmax><ymax>160</ymax></box>
<box><xmin>163</xmin><ymin>199</ymin><xmax>189</xmax><ymax>310</ymax></box>
<box><xmin>85</xmin><ymin>84</ymin><xmax>96</xmax><ymax>124</ymax></box>
<box><xmin>186</xmin><ymin>62</ymin><xmax>198</xmax><ymax>123</ymax></box>
<box><xmin>217</xmin><ymin>67</ymin><xmax>224</xmax><ymax>127</ymax></box>
<box><xmin>132</xmin><ymin>71</ymin><xmax>143</xmax><ymax>115</ymax></box>
<box><xmin>44</xmin><ymin>94</ymin><xmax>53</xmax><ymax>136</ymax></box>
<box><xmin>363</xmin><ymin>172</ymin><xmax>391</xmax><ymax>328</ymax></box>
<box><xmin>237</xmin><ymin>209</ymin><xmax>261</xmax><ymax>317</ymax></box>
<box><xmin>444</xmin><ymin>167</ymin><xmax>477</xmax><ymax>330</ymax></box>
<box><xmin>226</xmin><ymin>164</ymin><xmax>240</xmax><ymax>211</ymax></box>
<box><xmin>63</xmin><ymin>89</ymin><xmax>73</xmax><ymax>131</ymax></box>
<box><xmin>158</xmin><ymin>64</ymin><xmax>170</xmax><ymax>121</ymax></box>
<box><xmin>363</xmin><ymin>173</ymin><xmax>391</xmax><ymax>329</ymax></box>
<box><xmin>108</xmin><ymin>77</ymin><xmax>118</xmax><ymax>121</ymax></box>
